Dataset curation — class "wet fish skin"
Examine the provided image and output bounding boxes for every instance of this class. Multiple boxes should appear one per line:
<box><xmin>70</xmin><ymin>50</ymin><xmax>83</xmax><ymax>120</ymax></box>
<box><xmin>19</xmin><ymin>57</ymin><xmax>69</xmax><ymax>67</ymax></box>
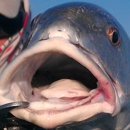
<box><xmin>28</xmin><ymin>2</ymin><xmax>130</xmax><ymax>129</ymax></box>
<box><xmin>32</xmin><ymin>2</ymin><xmax>130</xmax><ymax>101</ymax></box>
<box><xmin>0</xmin><ymin>2</ymin><xmax>130</xmax><ymax>130</ymax></box>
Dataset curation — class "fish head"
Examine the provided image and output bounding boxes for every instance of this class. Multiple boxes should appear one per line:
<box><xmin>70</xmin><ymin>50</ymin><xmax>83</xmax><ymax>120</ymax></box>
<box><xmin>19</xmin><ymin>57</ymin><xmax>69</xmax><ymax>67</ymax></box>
<box><xmin>0</xmin><ymin>2</ymin><xmax>130</xmax><ymax>129</ymax></box>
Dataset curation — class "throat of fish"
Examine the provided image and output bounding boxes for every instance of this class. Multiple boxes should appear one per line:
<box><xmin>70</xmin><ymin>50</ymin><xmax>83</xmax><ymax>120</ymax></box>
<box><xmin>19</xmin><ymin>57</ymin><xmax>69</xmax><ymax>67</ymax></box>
<box><xmin>8</xmin><ymin>53</ymin><xmax>105</xmax><ymax>113</ymax></box>
<box><xmin>0</xmin><ymin>38</ymin><xmax>120</xmax><ymax>129</ymax></box>
<box><xmin>28</xmin><ymin>79</ymin><xmax>105</xmax><ymax>112</ymax></box>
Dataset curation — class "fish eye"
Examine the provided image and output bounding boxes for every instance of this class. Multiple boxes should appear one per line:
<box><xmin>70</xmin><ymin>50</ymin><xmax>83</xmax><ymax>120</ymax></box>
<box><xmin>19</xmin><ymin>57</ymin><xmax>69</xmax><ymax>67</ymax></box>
<box><xmin>107</xmin><ymin>27</ymin><xmax>120</xmax><ymax>46</ymax></box>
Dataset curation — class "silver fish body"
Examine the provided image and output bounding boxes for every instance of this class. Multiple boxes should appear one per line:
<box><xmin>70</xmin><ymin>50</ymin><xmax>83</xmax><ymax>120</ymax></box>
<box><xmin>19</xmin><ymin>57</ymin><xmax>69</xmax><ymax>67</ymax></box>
<box><xmin>0</xmin><ymin>2</ymin><xmax>130</xmax><ymax>130</ymax></box>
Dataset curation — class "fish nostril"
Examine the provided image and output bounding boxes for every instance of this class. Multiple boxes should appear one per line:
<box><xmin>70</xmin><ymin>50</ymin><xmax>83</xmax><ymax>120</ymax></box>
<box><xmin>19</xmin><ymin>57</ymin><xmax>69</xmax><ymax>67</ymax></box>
<box><xmin>48</xmin><ymin>28</ymin><xmax>70</xmax><ymax>40</ymax></box>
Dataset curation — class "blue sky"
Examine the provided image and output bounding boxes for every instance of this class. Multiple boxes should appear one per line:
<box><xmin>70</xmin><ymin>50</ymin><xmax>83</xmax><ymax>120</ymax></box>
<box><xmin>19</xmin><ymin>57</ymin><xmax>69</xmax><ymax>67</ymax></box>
<box><xmin>29</xmin><ymin>0</ymin><xmax>130</xmax><ymax>38</ymax></box>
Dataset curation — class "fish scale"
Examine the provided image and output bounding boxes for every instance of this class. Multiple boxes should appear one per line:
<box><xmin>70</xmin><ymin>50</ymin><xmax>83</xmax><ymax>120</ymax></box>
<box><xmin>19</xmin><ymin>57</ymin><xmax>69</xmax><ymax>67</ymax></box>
<box><xmin>0</xmin><ymin>2</ymin><xmax>130</xmax><ymax>130</ymax></box>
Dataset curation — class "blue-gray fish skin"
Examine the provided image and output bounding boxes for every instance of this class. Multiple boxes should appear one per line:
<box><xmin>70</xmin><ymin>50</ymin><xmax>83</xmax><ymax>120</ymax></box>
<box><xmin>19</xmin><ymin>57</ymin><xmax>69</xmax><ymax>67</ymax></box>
<box><xmin>0</xmin><ymin>2</ymin><xmax>130</xmax><ymax>130</ymax></box>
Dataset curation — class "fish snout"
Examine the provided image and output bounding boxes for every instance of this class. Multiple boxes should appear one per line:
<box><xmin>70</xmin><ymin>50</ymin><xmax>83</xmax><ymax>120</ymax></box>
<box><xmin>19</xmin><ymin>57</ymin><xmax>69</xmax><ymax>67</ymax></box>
<box><xmin>41</xmin><ymin>18</ymin><xmax>80</xmax><ymax>44</ymax></box>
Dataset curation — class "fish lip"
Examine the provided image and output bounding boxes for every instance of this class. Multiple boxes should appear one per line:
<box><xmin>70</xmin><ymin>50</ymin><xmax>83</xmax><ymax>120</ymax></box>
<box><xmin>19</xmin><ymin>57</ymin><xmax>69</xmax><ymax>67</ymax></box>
<box><xmin>0</xmin><ymin>37</ymin><xmax>120</xmax><ymax>127</ymax></box>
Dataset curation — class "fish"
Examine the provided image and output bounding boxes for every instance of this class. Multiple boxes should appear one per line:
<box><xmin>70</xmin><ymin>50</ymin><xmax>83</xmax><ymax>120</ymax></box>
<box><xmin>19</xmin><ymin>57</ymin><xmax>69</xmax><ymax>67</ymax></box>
<box><xmin>0</xmin><ymin>2</ymin><xmax>130</xmax><ymax>130</ymax></box>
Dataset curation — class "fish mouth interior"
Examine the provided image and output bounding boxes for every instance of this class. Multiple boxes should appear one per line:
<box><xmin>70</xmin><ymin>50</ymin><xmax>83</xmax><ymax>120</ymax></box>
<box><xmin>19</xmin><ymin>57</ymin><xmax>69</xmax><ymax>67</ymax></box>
<box><xmin>0</xmin><ymin>38</ymin><xmax>117</xmax><ymax>128</ymax></box>
<box><xmin>31</xmin><ymin>53</ymin><xmax>97</xmax><ymax>90</ymax></box>
<box><xmin>13</xmin><ymin>49</ymin><xmax>99</xmax><ymax>105</ymax></box>
<box><xmin>9</xmin><ymin>38</ymin><xmax>115</xmax><ymax>112</ymax></box>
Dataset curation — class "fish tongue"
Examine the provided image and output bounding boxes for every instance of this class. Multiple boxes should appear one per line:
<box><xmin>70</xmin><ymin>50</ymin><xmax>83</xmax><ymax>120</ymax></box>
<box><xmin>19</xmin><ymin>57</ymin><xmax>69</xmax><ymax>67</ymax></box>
<box><xmin>40</xmin><ymin>79</ymin><xmax>91</xmax><ymax>99</ymax></box>
<box><xmin>30</xmin><ymin>79</ymin><xmax>92</xmax><ymax>111</ymax></box>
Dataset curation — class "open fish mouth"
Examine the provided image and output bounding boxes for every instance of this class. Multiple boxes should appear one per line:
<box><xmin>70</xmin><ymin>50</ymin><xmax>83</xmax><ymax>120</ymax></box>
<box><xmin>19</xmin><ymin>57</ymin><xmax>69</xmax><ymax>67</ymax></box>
<box><xmin>0</xmin><ymin>37</ymin><xmax>120</xmax><ymax>128</ymax></box>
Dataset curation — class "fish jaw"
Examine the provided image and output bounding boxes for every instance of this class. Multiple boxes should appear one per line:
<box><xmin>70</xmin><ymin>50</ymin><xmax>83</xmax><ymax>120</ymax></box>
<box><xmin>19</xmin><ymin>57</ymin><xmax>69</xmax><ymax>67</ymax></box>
<box><xmin>0</xmin><ymin>37</ymin><xmax>120</xmax><ymax>129</ymax></box>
